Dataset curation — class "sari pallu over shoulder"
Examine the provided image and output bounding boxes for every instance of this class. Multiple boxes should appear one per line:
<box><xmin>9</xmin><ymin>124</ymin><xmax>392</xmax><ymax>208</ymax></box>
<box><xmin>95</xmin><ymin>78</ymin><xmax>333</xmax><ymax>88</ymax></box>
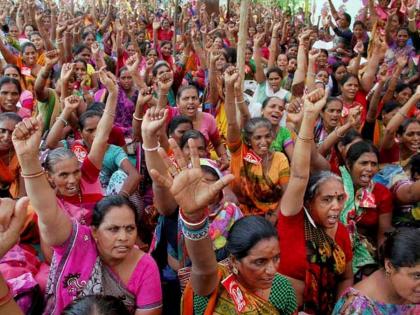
<box><xmin>43</xmin><ymin>222</ymin><xmax>135</xmax><ymax>314</ymax></box>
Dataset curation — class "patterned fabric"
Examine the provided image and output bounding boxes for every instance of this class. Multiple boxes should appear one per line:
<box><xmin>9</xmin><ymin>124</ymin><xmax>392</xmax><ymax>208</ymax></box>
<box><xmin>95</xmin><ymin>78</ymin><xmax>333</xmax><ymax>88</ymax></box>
<box><xmin>182</xmin><ymin>264</ymin><xmax>297</xmax><ymax>315</ymax></box>
<box><xmin>0</xmin><ymin>152</ymin><xmax>20</xmax><ymax>198</ymax></box>
<box><xmin>270</xmin><ymin>126</ymin><xmax>294</xmax><ymax>153</ymax></box>
<box><xmin>332</xmin><ymin>287</ymin><xmax>420</xmax><ymax>315</ymax></box>
<box><xmin>228</xmin><ymin>140</ymin><xmax>290</xmax><ymax>215</ymax></box>
<box><xmin>340</xmin><ymin>166</ymin><xmax>377</xmax><ymax>274</ymax></box>
<box><xmin>302</xmin><ymin>210</ymin><xmax>347</xmax><ymax>315</ymax></box>
<box><xmin>116</xmin><ymin>88</ymin><xmax>138</xmax><ymax>136</ymax></box>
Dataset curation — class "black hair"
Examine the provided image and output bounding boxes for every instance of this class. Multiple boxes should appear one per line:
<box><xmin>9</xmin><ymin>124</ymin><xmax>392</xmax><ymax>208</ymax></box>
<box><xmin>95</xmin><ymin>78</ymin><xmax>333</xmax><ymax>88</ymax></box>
<box><xmin>323</xmin><ymin>97</ymin><xmax>343</xmax><ymax>111</ymax></box>
<box><xmin>304</xmin><ymin>171</ymin><xmax>342</xmax><ymax>203</ymax></box>
<box><xmin>266</xmin><ymin>67</ymin><xmax>283</xmax><ymax>80</ymax></box>
<box><xmin>339</xmin><ymin>73</ymin><xmax>359</xmax><ymax>87</ymax></box>
<box><xmin>3</xmin><ymin>64</ymin><xmax>21</xmax><ymax>76</ymax></box>
<box><xmin>87</xmin><ymin>102</ymin><xmax>105</xmax><ymax>112</ymax></box>
<box><xmin>0</xmin><ymin>112</ymin><xmax>22</xmax><ymax>124</ymax></box>
<box><xmin>226</xmin><ymin>216</ymin><xmax>277</xmax><ymax>260</ymax></box>
<box><xmin>397</xmin><ymin>118</ymin><xmax>419</xmax><ymax>136</ymax></box>
<box><xmin>21</xmin><ymin>42</ymin><xmax>37</xmax><ymax>54</ymax></box>
<box><xmin>319</xmin><ymin>49</ymin><xmax>329</xmax><ymax>57</ymax></box>
<box><xmin>167</xmin><ymin>115</ymin><xmax>193</xmax><ymax>137</ymax></box>
<box><xmin>82</xmin><ymin>31</ymin><xmax>95</xmax><ymax>40</ymax></box>
<box><xmin>74</xmin><ymin>58</ymin><xmax>88</xmax><ymax>70</ymax></box>
<box><xmin>92</xmin><ymin>195</ymin><xmax>138</xmax><ymax>228</ymax></box>
<box><xmin>28</xmin><ymin>31</ymin><xmax>42</xmax><ymax>40</ymax></box>
<box><xmin>343</xmin><ymin>12</ymin><xmax>351</xmax><ymax>25</ymax></box>
<box><xmin>224</xmin><ymin>47</ymin><xmax>237</xmax><ymax>64</ymax></box>
<box><xmin>381</xmin><ymin>101</ymin><xmax>400</xmax><ymax>116</ymax></box>
<box><xmin>337</xmin><ymin>129</ymin><xmax>362</xmax><ymax>147</ymax></box>
<box><xmin>379</xmin><ymin>228</ymin><xmax>420</xmax><ymax>268</ymax></box>
<box><xmin>73</xmin><ymin>44</ymin><xmax>90</xmax><ymax>56</ymax></box>
<box><xmin>409</xmin><ymin>153</ymin><xmax>420</xmax><ymax>179</ymax></box>
<box><xmin>152</xmin><ymin>61</ymin><xmax>170</xmax><ymax>77</ymax></box>
<box><xmin>353</xmin><ymin>21</ymin><xmax>366</xmax><ymax>30</ymax></box>
<box><xmin>61</xmin><ymin>295</ymin><xmax>131</xmax><ymax>315</ymax></box>
<box><xmin>346</xmin><ymin>141</ymin><xmax>379</xmax><ymax>170</ymax></box>
<box><xmin>176</xmin><ymin>85</ymin><xmax>198</xmax><ymax>101</ymax></box>
<box><xmin>261</xmin><ymin>96</ymin><xmax>284</xmax><ymax>110</ymax></box>
<box><xmin>0</xmin><ymin>76</ymin><xmax>22</xmax><ymax>95</ymax></box>
<box><xmin>78</xmin><ymin>110</ymin><xmax>102</xmax><ymax>130</ymax></box>
<box><xmin>395</xmin><ymin>82</ymin><xmax>413</xmax><ymax>95</ymax></box>
<box><xmin>180</xmin><ymin>129</ymin><xmax>207</xmax><ymax>149</ymax></box>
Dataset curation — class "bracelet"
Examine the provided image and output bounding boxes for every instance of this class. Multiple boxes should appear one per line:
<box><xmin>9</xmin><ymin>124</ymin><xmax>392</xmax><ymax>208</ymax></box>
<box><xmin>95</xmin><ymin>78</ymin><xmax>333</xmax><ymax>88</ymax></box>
<box><xmin>236</xmin><ymin>99</ymin><xmax>246</xmax><ymax>104</ymax></box>
<box><xmin>0</xmin><ymin>282</ymin><xmax>13</xmax><ymax>306</ymax></box>
<box><xmin>20</xmin><ymin>170</ymin><xmax>45</xmax><ymax>179</ymax></box>
<box><xmin>297</xmin><ymin>134</ymin><xmax>314</xmax><ymax>142</ymax></box>
<box><xmin>57</xmin><ymin>116</ymin><xmax>69</xmax><ymax>127</ymax></box>
<box><xmin>160</xmin><ymin>93</ymin><xmax>168</xmax><ymax>97</ymax></box>
<box><xmin>103</xmin><ymin>110</ymin><xmax>116</xmax><ymax>117</ymax></box>
<box><xmin>179</xmin><ymin>208</ymin><xmax>208</xmax><ymax>227</ymax></box>
<box><xmin>141</xmin><ymin>141</ymin><xmax>160</xmax><ymax>152</ymax></box>
<box><xmin>408</xmin><ymin>17</ymin><xmax>415</xmax><ymax>22</ymax></box>
<box><xmin>181</xmin><ymin>218</ymin><xmax>209</xmax><ymax>241</ymax></box>
<box><xmin>133</xmin><ymin>113</ymin><xmax>143</xmax><ymax>121</ymax></box>
<box><xmin>397</xmin><ymin>111</ymin><xmax>408</xmax><ymax>119</ymax></box>
<box><xmin>335</xmin><ymin>128</ymin><xmax>344</xmax><ymax>138</ymax></box>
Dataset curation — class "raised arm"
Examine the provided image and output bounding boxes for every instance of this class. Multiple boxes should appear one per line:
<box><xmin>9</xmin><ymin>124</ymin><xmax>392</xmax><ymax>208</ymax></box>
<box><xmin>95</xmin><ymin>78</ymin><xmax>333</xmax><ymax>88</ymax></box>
<box><xmin>35</xmin><ymin>11</ymin><xmax>54</xmax><ymax>51</ymax></box>
<box><xmin>149</xmin><ymin>138</ymin><xmax>234</xmax><ymax>296</ymax></box>
<box><xmin>382</xmin><ymin>87</ymin><xmax>420</xmax><ymax>150</ymax></box>
<box><xmin>292</xmin><ymin>30</ymin><xmax>311</xmax><ymax>97</ymax></box>
<box><xmin>360</xmin><ymin>38</ymin><xmax>385</xmax><ymax>92</ymax></box>
<box><xmin>268</xmin><ymin>22</ymin><xmax>281</xmax><ymax>69</ymax></box>
<box><xmin>132</xmin><ymin>87</ymin><xmax>153</xmax><ymax>142</ymax></box>
<box><xmin>87</xmin><ymin>70</ymin><xmax>118</xmax><ymax>170</ymax></box>
<box><xmin>253</xmin><ymin>33</ymin><xmax>266</xmax><ymax>84</ymax></box>
<box><xmin>0</xmin><ymin>38</ymin><xmax>17</xmax><ymax>65</ymax></box>
<box><xmin>381</xmin><ymin>56</ymin><xmax>407</xmax><ymax>104</ymax></box>
<box><xmin>224</xmin><ymin>67</ymin><xmax>241</xmax><ymax>144</ymax></box>
<box><xmin>34</xmin><ymin>50</ymin><xmax>60</xmax><ymax>102</ymax></box>
<box><xmin>281</xmin><ymin>88</ymin><xmax>328</xmax><ymax>216</ymax></box>
<box><xmin>12</xmin><ymin>116</ymin><xmax>72</xmax><ymax>246</ymax></box>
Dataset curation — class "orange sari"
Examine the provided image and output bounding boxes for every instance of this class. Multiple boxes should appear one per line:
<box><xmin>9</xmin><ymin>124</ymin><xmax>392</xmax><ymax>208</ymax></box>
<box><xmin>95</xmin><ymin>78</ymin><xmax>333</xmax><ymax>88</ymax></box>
<box><xmin>0</xmin><ymin>153</ymin><xmax>20</xmax><ymax>198</ymax></box>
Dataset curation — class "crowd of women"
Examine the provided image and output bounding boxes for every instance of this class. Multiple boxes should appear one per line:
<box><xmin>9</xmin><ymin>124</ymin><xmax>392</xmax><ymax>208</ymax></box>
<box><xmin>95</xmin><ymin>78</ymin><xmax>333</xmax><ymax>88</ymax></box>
<box><xmin>0</xmin><ymin>0</ymin><xmax>419</xmax><ymax>314</ymax></box>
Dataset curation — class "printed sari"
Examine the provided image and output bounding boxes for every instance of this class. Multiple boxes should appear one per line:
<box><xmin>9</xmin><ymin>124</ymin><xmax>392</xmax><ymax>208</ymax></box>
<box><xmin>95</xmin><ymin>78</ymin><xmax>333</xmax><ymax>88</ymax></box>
<box><xmin>0</xmin><ymin>152</ymin><xmax>20</xmax><ymax>198</ymax></box>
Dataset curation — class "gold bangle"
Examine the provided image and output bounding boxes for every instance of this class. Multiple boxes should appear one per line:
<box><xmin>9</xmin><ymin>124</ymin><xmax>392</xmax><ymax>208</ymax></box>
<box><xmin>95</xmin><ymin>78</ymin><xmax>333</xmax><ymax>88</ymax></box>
<box><xmin>297</xmin><ymin>134</ymin><xmax>314</xmax><ymax>142</ymax></box>
<box><xmin>133</xmin><ymin>113</ymin><xmax>143</xmax><ymax>121</ymax></box>
<box><xmin>21</xmin><ymin>170</ymin><xmax>45</xmax><ymax>179</ymax></box>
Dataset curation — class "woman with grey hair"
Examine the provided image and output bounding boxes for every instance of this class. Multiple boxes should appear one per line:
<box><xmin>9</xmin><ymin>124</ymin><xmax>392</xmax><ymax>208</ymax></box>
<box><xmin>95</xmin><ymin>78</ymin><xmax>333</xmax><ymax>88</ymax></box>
<box><xmin>278</xmin><ymin>87</ymin><xmax>353</xmax><ymax>314</ymax></box>
<box><xmin>224</xmin><ymin>65</ymin><xmax>290</xmax><ymax>222</ymax></box>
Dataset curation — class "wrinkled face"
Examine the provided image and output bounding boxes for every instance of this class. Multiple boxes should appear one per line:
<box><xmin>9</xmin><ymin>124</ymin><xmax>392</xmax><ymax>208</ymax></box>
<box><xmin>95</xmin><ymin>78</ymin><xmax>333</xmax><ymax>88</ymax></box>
<box><xmin>126</xmin><ymin>44</ymin><xmax>136</xmax><ymax>57</ymax></box>
<box><xmin>397</xmin><ymin>30</ymin><xmax>409</xmax><ymax>48</ymax></box>
<box><xmin>74</xmin><ymin>61</ymin><xmax>87</xmax><ymax>82</ymax></box>
<box><xmin>81</xmin><ymin>116</ymin><xmax>100</xmax><ymax>149</ymax></box>
<box><xmin>234</xmin><ymin>237</ymin><xmax>280</xmax><ymax>291</ymax></box>
<box><xmin>267</xmin><ymin>71</ymin><xmax>282</xmax><ymax>92</ymax></box>
<box><xmin>24</xmin><ymin>25</ymin><xmax>34</xmax><ymax>38</ymax></box>
<box><xmin>309</xmin><ymin>178</ymin><xmax>346</xmax><ymax>229</ymax></box>
<box><xmin>3</xmin><ymin>67</ymin><xmax>20</xmax><ymax>81</ymax></box>
<box><xmin>316</xmin><ymin>70</ymin><xmax>329</xmax><ymax>85</ymax></box>
<box><xmin>47</xmin><ymin>156</ymin><xmax>81</xmax><ymax>196</ymax></box>
<box><xmin>77</xmin><ymin>48</ymin><xmax>91</xmax><ymax>63</ymax></box>
<box><xmin>182</xmin><ymin>137</ymin><xmax>207</xmax><ymax>159</ymax></box>
<box><xmin>276</xmin><ymin>54</ymin><xmax>288</xmax><ymax>70</ymax></box>
<box><xmin>0</xmin><ymin>119</ymin><xmax>17</xmax><ymax>151</ymax></box>
<box><xmin>400</xmin><ymin>122</ymin><xmax>420</xmax><ymax>154</ymax></box>
<box><xmin>0</xmin><ymin>83</ymin><xmax>20</xmax><ymax>112</ymax></box>
<box><xmin>386</xmin><ymin>262</ymin><xmax>420</xmax><ymax>304</ymax></box>
<box><xmin>177</xmin><ymin>88</ymin><xmax>200</xmax><ymax>119</ymax></box>
<box><xmin>261</xmin><ymin>98</ymin><xmax>285</xmax><ymax>126</ymax></box>
<box><xmin>353</xmin><ymin>24</ymin><xmax>364</xmax><ymax>39</ymax></box>
<box><xmin>22</xmin><ymin>46</ymin><xmax>37</xmax><ymax>66</ymax></box>
<box><xmin>215</xmin><ymin>54</ymin><xmax>227</xmax><ymax>71</ymax></box>
<box><xmin>287</xmin><ymin>58</ymin><xmax>297</xmax><ymax>73</ymax></box>
<box><xmin>317</xmin><ymin>51</ymin><xmax>328</xmax><ymax>67</ymax></box>
<box><xmin>334</xmin><ymin>66</ymin><xmax>347</xmax><ymax>82</ymax></box>
<box><xmin>340</xmin><ymin>77</ymin><xmax>359</xmax><ymax>100</ymax></box>
<box><xmin>119</xmin><ymin>70</ymin><xmax>133</xmax><ymax>91</ymax></box>
<box><xmin>395</xmin><ymin>88</ymin><xmax>413</xmax><ymax>106</ymax></box>
<box><xmin>170</xmin><ymin>122</ymin><xmax>193</xmax><ymax>145</ymax></box>
<box><xmin>92</xmin><ymin>206</ymin><xmax>137</xmax><ymax>262</ymax></box>
<box><xmin>322</xmin><ymin>100</ymin><xmax>343</xmax><ymax>130</ymax></box>
<box><xmin>8</xmin><ymin>25</ymin><xmax>19</xmax><ymax>39</ymax></box>
<box><xmin>249</xmin><ymin>126</ymin><xmax>273</xmax><ymax>156</ymax></box>
<box><xmin>382</xmin><ymin>108</ymin><xmax>399</xmax><ymax>126</ymax></box>
<box><xmin>349</xmin><ymin>152</ymin><xmax>379</xmax><ymax>188</ymax></box>
<box><xmin>161</xmin><ymin>43</ymin><xmax>172</xmax><ymax>56</ymax></box>
<box><xmin>30</xmin><ymin>34</ymin><xmax>44</xmax><ymax>51</ymax></box>
<box><xmin>83</xmin><ymin>33</ymin><xmax>95</xmax><ymax>48</ymax></box>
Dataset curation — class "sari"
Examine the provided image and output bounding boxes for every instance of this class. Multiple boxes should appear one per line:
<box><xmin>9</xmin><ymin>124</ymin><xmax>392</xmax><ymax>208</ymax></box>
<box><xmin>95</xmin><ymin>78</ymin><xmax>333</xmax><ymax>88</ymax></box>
<box><xmin>0</xmin><ymin>152</ymin><xmax>20</xmax><ymax>198</ymax></box>
<box><xmin>182</xmin><ymin>264</ymin><xmax>297</xmax><ymax>315</ymax></box>
<box><xmin>339</xmin><ymin>166</ymin><xmax>377</xmax><ymax>274</ymax></box>
<box><xmin>34</xmin><ymin>88</ymin><xmax>61</xmax><ymax>131</ymax></box>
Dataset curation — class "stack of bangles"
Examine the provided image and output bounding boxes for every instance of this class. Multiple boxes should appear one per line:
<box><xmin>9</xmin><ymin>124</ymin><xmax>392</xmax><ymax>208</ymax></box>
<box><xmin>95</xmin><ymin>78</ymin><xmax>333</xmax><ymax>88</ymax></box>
<box><xmin>0</xmin><ymin>282</ymin><xmax>13</xmax><ymax>307</ymax></box>
<box><xmin>179</xmin><ymin>208</ymin><xmax>209</xmax><ymax>241</ymax></box>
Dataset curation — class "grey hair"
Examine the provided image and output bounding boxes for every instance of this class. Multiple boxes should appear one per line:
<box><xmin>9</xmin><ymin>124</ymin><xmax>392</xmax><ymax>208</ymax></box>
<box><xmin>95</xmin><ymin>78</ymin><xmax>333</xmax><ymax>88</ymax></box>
<box><xmin>242</xmin><ymin>117</ymin><xmax>273</xmax><ymax>146</ymax></box>
<box><xmin>44</xmin><ymin>147</ymin><xmax>78</xmax><ymax>173</ymax></box>
<box><xmin>304</xmin><ymin>171</ymin><xmax>343</xmax><ymax>202</ymax></box>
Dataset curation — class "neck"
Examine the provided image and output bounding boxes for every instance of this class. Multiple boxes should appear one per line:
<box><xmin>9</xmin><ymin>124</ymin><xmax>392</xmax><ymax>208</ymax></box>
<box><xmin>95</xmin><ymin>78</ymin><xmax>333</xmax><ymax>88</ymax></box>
<box><xmin>378</xmin><ymin>269</ymin><xmax>409</xmax><ymax>305</ymax></box>
<box><xmin>400</xmin><ymin>146</ymin><xmax>415</xmax><ymax>161</ymax></box>
<box><xmin>341</xmin><ymin>95</ymin><xmax>353</xmax><ymax>103</ymax></box>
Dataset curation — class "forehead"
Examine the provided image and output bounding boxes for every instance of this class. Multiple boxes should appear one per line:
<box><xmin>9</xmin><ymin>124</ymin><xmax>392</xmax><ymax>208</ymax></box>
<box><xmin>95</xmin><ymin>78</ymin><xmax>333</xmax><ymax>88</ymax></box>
<box><xmin>326</xmin><ymin>100</ymin><xmax>342</xmax><ymax>109</ymax></box>
<box><xmin>0</xmin><ymin>83</ymin><xmax>18</xmax><ymax>92</ymax></box>
<box><xmin>180</xmin><ymin>88</ymin><xmax>198</xmax><ymax>98</ymax></box>
<box><xmin>246</xmin><ymin>237</ymin><xmax>279</xmax><ymax>257</ymax></box>
<box><xmin>316</xmin><ymin>178</ymin><xmax>344</xmax><ymax>195</ymax></box>
<box><xmin>252</xmin><ymin>126</ymin><xmax>271</xmax><ymax>136</ymax></box>
<box><xmin>0</xmin><ymin>119</ymin><xmax>17</xmax><ymax>129</ymax></box>
<box><xmin>52</xmin><ymin>156</ymin><xmax>79</xmax><ymax>172</ymax></box>
<box><xmin>356</xmin><ymin>152</ymin><xmax>378</xmax><ymax>162</ymax></box>
<box><xmin>100</xmin><ymin>205</ymin><xmax>136</xmax><ymax>226</ymax></box>
<box><xmin>176</xmin><ymin>122</ymin><xmax>193</xmax><ymax>131</ymax></box>
<box><xmin>23</xmin><ymin>46</ymin><xmax>36</xmax><ymax>53</ymax></box>
<box><xmin>266</xmin><ymin>98</ymin><xmax>285</xmax><ymax>107</ymax></box>
<box><xmin>405</xmin><ymin>122</ymin><xmax>420</xmax><ymax>132</ymax></box>
<box><xmin>83</xmin><ymin>116</ymin><xmax>101</xmax><ymax>127</ymax></box>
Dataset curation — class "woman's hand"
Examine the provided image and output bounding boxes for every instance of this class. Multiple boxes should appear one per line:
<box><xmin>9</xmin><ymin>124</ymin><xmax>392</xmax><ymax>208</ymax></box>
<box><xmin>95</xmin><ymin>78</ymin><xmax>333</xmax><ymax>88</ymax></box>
<box><xmin>125</xmin><ymin>53</ymin><xmax>140</xmax><ymax>74</ymax></box>
<box><xmin>253</xmin><ymin>33</ymin><xmax>265</xmax><ymax>48</ymax></box>
<box><xmin>91</xmin><ymin>42</ymin><xmax>100</xmax><ymax>58</ymax></box>
<box><xmin>63</xmin><ymin>95</ymin><xmax>81</xmax><ymax>113</ymax></box>
<box><xmin>396</xmin><ymin>54</ymin><xmax>408</xmax><ymax>69</ymax></box>
<box><xmin>60</xmin><ymin>63</ymin><xmax>75</xmax><ymax>82</ymax></box>
<box><xmin>303</xmin><ymin>87</ymin><xmax>328</xmax><ymax>116</ymax></box>
<box><xmin>150</xmin><ymin>138</ymin><xmax>234</xmax><ymax>218</ymax></box>
<box><xmin>224</xmin><ymin>66</ymin><xmax>239</xmax><ymax>88</ymax></box>
<box><xmin>209</xmin><ymin>49</ymin><xmax>222</xmax><ymax>66</ymax></box>
<box><xmin>157</xmin><ymin>71</ymin><xmax>174</xmax><ymax>94</ymax></box>
<box><xmin>141</xmin><ymin>107</ymin><xmax>168</xmax><ymax>137</ymax></box>
<box><xmin>97</xmin><ymin>68</ymin><xmax>118</xmax><ymax>94</ymax></box>
<box><xmin>308</xmin><ymin>49</ymin><xmax>321</xmax><ymax>63</ymax></box>
<box><xmin>0</xmin><ymin>197</ymin><xmax>28</xmax><ymax>258</ymax></box>
<box><xmin>12</xmin><ymin>116</ymin><xmax>43</xmax><ymax>159</ymax></box>
<box><xmin>348</xmin><ymin>105</ymin><xmax>362</xmax><ymax>128</ymax></box>
<box><xmin>137</xmin><ymin>87</ymin><xmax>153</xmax><ymax>106</ymax></box>
<box><xmin>44</xmin><ymin>49</ymin><xmax>60</xmax><ymax>68</ymax></box>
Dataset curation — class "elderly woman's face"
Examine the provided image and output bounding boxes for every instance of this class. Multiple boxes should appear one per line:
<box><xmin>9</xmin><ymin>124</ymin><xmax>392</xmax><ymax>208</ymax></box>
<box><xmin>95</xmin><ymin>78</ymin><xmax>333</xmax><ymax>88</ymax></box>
<box><xmin>249</xmin><ymin>126</ymin><xmax>273</xmax><ymax>156</ymax></box>
<box><xmin>92</xmin><ymin>205</ymin><xmax>138</xmax><ymax>262</ymax></box>
<box><xmin>309</xmin><ymin>178</ymin><xmax>346</xmax><ymax>229</ymax></box>
<box><xmin>385</xmin><ymin>262</ymin><xmax>420</xmax><ymax>304</ymax></box>
<box><xmin>233</xmin><ymin>237</ymin><xmax>279</xmax><ymax>291</ymax></box>
<box><xmin>47</xmin><ymin>156</ymin><xmax>81</xmax><ymax>197</ymax></box>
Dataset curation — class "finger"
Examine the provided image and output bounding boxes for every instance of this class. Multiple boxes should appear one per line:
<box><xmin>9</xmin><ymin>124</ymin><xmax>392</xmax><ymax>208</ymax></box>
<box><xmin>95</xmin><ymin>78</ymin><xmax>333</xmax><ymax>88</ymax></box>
<box><xmin>208</xmin><ymin>174</ymin><xmax>235</xmax><ymax>197</ymax></box>
<box><xmin>11</xmin><ymin>197</ymin><xmax>29</xmax><ymax>233</ymax></box>
<box><xmin>168</xmin><ymin>138</ymin><xmax>188</xmax><ymax>170</ymax></box>
<box><xmin>188</xmin><ymin>138</ymin><xmax>200</xmax><ymax>169</ymax></box>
